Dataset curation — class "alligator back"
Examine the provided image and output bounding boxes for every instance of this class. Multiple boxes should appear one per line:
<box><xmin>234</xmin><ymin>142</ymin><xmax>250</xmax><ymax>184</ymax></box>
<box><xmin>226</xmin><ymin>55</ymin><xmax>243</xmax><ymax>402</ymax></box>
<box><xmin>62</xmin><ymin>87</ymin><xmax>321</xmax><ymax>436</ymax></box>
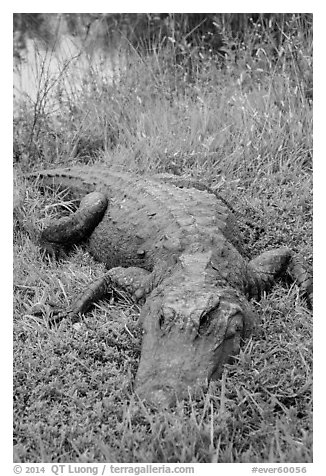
<box><xmin>31</xmin><ymin>166</ymin><xmax>250</xmax><ymax>289</ymax></box>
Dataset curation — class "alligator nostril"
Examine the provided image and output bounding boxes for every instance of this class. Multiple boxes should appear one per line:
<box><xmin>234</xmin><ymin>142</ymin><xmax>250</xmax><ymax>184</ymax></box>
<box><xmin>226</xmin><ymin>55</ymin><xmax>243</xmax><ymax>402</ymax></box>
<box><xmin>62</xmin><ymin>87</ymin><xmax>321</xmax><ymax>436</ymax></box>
<box><xmin>147</xmin><ymin>388</ymin><xmax>173</xmax><ymax>408</ymax></box>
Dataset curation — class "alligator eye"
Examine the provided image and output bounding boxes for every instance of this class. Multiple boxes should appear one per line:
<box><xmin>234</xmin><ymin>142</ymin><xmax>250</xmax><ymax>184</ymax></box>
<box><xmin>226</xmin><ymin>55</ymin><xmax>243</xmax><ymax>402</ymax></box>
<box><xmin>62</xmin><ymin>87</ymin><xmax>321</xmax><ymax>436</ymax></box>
<box><xmin>225</xmin><ymin>328</ymin><xmax>236</xmax><ymax>340</ymax></box>
<box><xmin>198</xmin><ymin>308</ymin><xmax>215</xmax><ymax>334</ymax></box>
<box><xmin>225</xmin><ymin>316</ymin><xmax>243</xmax><ymax>339</ymax></box>
<box><xmin>159</xmin><ymin>312</ymin><xmax>165</xmax><ymax>329</ymax></box>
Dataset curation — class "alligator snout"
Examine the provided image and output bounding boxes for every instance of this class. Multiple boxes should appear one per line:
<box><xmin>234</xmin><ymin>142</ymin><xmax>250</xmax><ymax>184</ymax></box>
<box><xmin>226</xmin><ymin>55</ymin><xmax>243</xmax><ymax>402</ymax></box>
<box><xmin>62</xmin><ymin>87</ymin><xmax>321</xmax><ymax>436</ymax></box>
<box><xmin>134</xmin><ymin>285</ymin><xmax>256</xmax><ymax>407</ymax></box>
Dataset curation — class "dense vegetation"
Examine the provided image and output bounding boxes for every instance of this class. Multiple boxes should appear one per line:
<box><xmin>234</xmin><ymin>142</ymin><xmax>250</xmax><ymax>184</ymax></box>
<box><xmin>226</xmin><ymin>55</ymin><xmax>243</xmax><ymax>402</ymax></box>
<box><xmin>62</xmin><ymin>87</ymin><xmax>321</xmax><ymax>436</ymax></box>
<box><xmin>13</xmin><ymin>13</ymin><xmax>312</xmax><ymax>463</ymax></box>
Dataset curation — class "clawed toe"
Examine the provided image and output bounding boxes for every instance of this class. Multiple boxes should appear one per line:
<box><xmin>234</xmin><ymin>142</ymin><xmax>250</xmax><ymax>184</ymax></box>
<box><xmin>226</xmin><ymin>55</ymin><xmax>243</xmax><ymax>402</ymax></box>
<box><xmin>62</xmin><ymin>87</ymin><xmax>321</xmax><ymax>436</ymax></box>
<box><xmin>30</xmin><ymin>302</ymin><xmax>77</xmax><ymax>327</ymax></box>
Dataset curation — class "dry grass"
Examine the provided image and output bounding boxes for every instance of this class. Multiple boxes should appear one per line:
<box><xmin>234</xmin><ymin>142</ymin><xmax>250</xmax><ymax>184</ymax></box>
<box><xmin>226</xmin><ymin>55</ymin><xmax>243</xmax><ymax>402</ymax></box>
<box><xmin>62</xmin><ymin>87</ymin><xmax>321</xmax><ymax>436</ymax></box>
<box><xmin>13</xmin><ymin>18</ymin><xmax>312</xmax><ymax>463</ymax></box>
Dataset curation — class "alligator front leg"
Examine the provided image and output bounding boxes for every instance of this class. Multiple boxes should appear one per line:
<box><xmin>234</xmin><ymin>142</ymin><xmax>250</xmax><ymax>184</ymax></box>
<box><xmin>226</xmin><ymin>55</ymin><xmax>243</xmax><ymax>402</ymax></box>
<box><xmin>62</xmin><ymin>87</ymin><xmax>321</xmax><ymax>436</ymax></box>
<box><xmin>39</xmin><ymin>191</ymin><xmax>108</xmax><ymax>257</ymax></box>
<box><xmin>48</xmin><ymin>266</ymin><xmax>152</xmax><ymax>325</ymax></box>
<box><xmin>248</xmin><ymin>247</ymin><xmax>312</xmax><ymax>308</ymax></box>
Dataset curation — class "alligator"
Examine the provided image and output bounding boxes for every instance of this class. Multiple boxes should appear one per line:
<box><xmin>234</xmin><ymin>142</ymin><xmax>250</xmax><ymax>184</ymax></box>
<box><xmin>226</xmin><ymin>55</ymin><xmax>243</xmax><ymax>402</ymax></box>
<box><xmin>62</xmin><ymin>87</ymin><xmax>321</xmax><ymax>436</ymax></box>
<box><xmin>24</xmin><ymin>165</ymin><xmax>312</xmax><ymax>407</ymax></box>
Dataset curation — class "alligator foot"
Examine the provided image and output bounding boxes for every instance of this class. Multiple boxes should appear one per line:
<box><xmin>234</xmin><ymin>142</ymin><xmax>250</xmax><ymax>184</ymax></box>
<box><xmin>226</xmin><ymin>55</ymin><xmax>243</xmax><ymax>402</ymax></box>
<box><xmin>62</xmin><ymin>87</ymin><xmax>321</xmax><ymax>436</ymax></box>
<box><xmin>249</xmin><ymin>247</ymin><xmax>312</xmax><ymax>308</ymax></box>
<box><xmin>29</xmin><ymin>301</ymin><xmax>67</xmax><ymax>326</ymax></box>
<box><xmin>40</xmin><ymin>266</ymin><xmax>152</xmax><ymax>326</ymax></box>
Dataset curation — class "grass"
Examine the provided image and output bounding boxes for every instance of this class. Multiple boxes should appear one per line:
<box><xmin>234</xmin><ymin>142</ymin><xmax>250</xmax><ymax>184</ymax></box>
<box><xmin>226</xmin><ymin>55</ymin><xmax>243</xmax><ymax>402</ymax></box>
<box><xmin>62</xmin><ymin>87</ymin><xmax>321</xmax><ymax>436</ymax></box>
<box><xmin>13</xmin><ymin>17</ymin><xmax>312</xmax><ymax>463</ymax></box>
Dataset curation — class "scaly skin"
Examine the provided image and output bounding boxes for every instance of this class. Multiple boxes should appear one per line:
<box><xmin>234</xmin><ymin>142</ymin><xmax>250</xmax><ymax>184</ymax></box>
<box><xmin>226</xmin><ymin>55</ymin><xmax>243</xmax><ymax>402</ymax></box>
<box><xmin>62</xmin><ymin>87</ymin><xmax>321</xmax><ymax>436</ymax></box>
<box><xmin>26</xmin><ymin>166</ymin><xmax>312</xmax><ymax>406</ymax></box>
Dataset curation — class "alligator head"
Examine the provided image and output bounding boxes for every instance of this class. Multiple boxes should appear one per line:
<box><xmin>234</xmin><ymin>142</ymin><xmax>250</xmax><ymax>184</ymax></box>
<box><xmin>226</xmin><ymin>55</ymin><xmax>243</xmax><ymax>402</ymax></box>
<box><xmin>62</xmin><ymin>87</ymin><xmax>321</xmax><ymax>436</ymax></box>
<box><xmin>134</xmin><ymin>266</ymin><xmax>256</xmax><ymax>407</ymax></box>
